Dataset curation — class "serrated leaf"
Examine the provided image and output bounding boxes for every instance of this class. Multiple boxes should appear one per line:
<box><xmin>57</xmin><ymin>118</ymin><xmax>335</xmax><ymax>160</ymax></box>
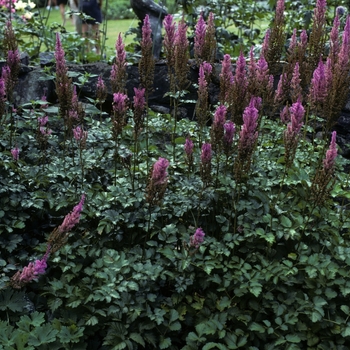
<box><xmin>129</xmin><ymin>333</ymin><xmax>145</xmax><ymax>347</ymax></box>
<box><xmin>17</xmin><ymin>312</ymin><xmax>45</xmax><ymax>332</ymax></box>
<box><xmin>58</xmin><ymin>325</ymin><xmax>85</xmax><ymax>344</ymax></box>
<box><xmin>203</xmin><ymin>342</ymin><xmax>227</xmax><ymax>350</ymax></box>
<box><xmin>85</xmin><ymin>316</ymin><xmax>98</xmax><ymax>326</ymax></box>
<box><xmin>0</xmin><ymin>289</ymin><xmax>26</xmax><ymax>312</ymax></box>
<box><xmin>159</xmin><ymin>336</ymin><xmax>171</xmax><ymax>349</ymax></box>
<box><xmin>28</xmin><ymin>324</ymin><xmax>58</xmax><ymax>346</ymax></box>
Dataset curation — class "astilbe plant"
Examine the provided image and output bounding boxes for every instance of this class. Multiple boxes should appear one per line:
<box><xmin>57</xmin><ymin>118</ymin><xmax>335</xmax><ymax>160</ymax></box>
<box><xmin>48</xmin><ymin>195</ymin><xmax>86</xmax><ymax>254</ymax></box>
<box><xmin>310</xmin><ymin>131</ymin><xmax>338</xmax><ymax>206</ymax></box>
<box><xmin>194</xmin><ymin>12</ymin><xmax>216</xmax><ymax>67</ymax></box>
<box><xmin>163</xmin><ymin>14</ymin><xmax>176</xmax><ymax>94</ymax></box>
<box><xmin>283</xmin><ymin>98</ymin><xmax>305</xmax><ymax>167</ymax></box>
<box><xmin>184</xmin><ymin>137</ymin><xmax>194</xmax><ymax>172</ymax></box>
<box><xmin>55</xmin><ymin>33</ymin><xmax>72</xmax><ymax>125</ymax></box>
<box><xmin>307</xmin><ymin>0</ymin><xmax>327</xmax><ymax>80</ymax></box>
<box><xmin>200</xmin><ymin>142</ymin><xmax>212</xmax><ymax>186</ymax></box>
<box><xmin>265</xmin><ymin>0</ymin><xmax>286</xmax><ymax>74</ymax></box>
<box><xmin>10</xmin><ymin>245</ymin><xmax>50</xmax><ymax>289</ymax></box>
<box><xmin>195</xmin><ymin>62</ymin><xmax>212</xmax><ymax>139</ymax></box>
<box><xmin>110</xmin><ymin>33</ymin><xmax>127</xmax><ymax>94</ymax></box>
<box><xmin>145</xmin><ymin>157</ymin><xmax>170</xmax><ymax>206</ymax></box>
<box><xmin>0</xmin><ymin>77</ymin><xmax>6</xmax><ymax>124</ymax></box>
<box><xmin>219</xmin><ymin>54</ymin><xmax>233</xmax><ymax>106</ymax></box>
<box><xmin>229</xmin><ymin>51</ymin><xmax>248</xmax><ymax>124</ymax></box>
<box><xmin>2</xmin><ymin>1</ymin><xmax>350</xmax><ymax>348</ymax></box>
<box><xmin>234</xmin><ymin>97</ymin><xmax>259</xmax><ymax>181</ymax></box>
<box><xmin>138</xmin><ymin>14</ymin><xmax>155</xmax><ymax>101</ymax></box>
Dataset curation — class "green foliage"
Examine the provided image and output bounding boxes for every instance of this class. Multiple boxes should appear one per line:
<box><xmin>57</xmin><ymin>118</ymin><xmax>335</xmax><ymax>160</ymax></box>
<box><xmin>105</xmin><ymin>0</ymin><xmax>134</xmax><ymax>20</ymax></box>
<box><xmin>1</xmin><ymin>0</ymin><xmax>350</xmax><ymax>349</ymax></box>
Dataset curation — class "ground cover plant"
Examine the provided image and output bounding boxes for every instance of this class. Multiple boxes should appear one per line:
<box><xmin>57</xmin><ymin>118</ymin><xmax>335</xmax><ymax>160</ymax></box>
<box><xmin>1</xmin><ymin>0</ymin><xmax>350</xmax><ymax>349</ymax></box>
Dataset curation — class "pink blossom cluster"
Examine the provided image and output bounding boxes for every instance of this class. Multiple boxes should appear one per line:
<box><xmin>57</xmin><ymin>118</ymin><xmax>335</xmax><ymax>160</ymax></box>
<box><xmin>0</xmin><ymin>0</ymin><xmax>17</xmax><ymax>12</ymax></box>
<box><xmin>190</xmin><ymin>228</ymin><xmax>205</xmax><ymax>249</ymax></box>
<box><xmin>58</xmin><ymin>195</ymin><xmax>86</xmax><ymax>234</ymax></box>
<box><xmin>11</xmin><ymin>245</ymin><xmax>50</xmax><ymax>288</ymax></box>
<box><xmin>152</xmin><ymin>157</ymin><xmax>170</xmax><ymax>186</ymax></box>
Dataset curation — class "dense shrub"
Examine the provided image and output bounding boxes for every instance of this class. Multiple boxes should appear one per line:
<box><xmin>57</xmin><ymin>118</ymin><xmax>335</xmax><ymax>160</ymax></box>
<box><xmin>1</xmin><ymin>0</ymin><xmax>350</xmax><ymax>349</ymax></box>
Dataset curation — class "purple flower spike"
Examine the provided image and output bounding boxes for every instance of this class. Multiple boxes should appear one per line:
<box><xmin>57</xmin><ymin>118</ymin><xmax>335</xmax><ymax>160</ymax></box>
<box><xmin>58</xmin><ymin>194</ymin><xmax>86</xmax><ymax>234</ymax></box>
<box><xmin>323</xmin><ymin>131</ymin><xmax>337</xmax><ymax>172</ymax></box>
<box><xmin>38</xmin><ymin>116</ymin><xmax>48</xmax><ymax>126</ymax></box>
<box><xmin>152</xmin><ymin>157</ymin><xmax>170</xmax><ymax>186</ymax></box>
<box><xmin>184</xmin><ymin>138</ymin><xmax>194</xmax><ymax>157</ymax></box>
<box><xmin>141</xmin><ymin>14</ymin><xmax>152</xmax><ymax>48</ymax></box>
<box><xmin>213</xmin><ymin>105</ymin><xmax>227</xmax><ymax>130</ymax></box>
<box><xmin>201</xmin><ymin>143</ymin><xmax>212</xmax><ymax>164</ymax></box>
<box><xmin>133</xmin><ymin>87</ymin><xmax>146</xmax><ymax>110</ymax></box>
<box><xmin>11</xmin><ymin>147</ymin><xmax>19</xmax><ymax>161</ymax></box>
<box><xmin>309</xmin><ymin>59</ymin><xmax>327</xmax><ymax>108</ymax></box>
<box><xmin>113</xmin><ymin>92</ymin><xmax>128</xmax><ymax>114</ymax></box>
<box><xmin>73</xmin><ymin>126</ymin><xmax>88</xmax><ymax>141</ymax></box>
<box><xmin>224</xmin><ymin>121</ymin><xmax>235</xmax><ymax>147</ymax></box>
<box><xmin>190</xmin><ymin>228</ymin><xmax>205</xmax><ymax>248</ymax></box>
<box><xmin>194</xmin><ymin>13</ymin><xmax>206</xmax><ymax>59</ymax></box>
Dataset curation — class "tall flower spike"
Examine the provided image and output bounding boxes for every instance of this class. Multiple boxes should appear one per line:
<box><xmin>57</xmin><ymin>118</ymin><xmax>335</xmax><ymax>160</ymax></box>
<box><xmin>323</xmin><ymin>131</ymin><xmax>337</xmax><ymax>172</ymax></box>
<box><xmin>58</xmin><ymin>195</ymin><xmax>86</xmax><ymax>234</ymax></box>
<box><xmin>234</xmin><ymin>98</ymin><xmax>259</xmax><ymax>180</ymax></box>
<box><xmin>223</xmin><ymin>121</ymin><xmax>235</xmax><ymax>156</ymax></box>
<box><xmin>133</xmin><ymin>87</ymin><xmax>146</xmax><ymax>138</ymax></box>
<box><xmin>111</xmin><ymin>33</ymin><xmax>127</xmax><ymax>94</ymax></box>
<box><xmin>55</xmin><ymin>33</ymin><xmax>72</xmax><ymax>121</ymax></box>
<box><xmin>203</xmin><ymin>12</ymin><xmax>216</xmax><ymax>65</ymax></box>
<box><xmin>308</xmin><ymin>59</ymin><xmax>327</xmax><ymax>111</ymax></box>
<box><xmin>184</xmin><ymin>137</ymin><xmax>194</xmax><ymax>167</ymax></box>
<box><xmin>329</xmin><ymin>12</ymin><xmax>341</xmax><ymax>65</ymax></box>
<box><xmin>219</xmin><ymin>54</ymin><xmax>233</xmax><ymax>105</ymax></box>
<box><xmin>96</xmin><ymin>75</ymin><xmax>107</xmax><ymax>103</ymax></box>
<box><xmin>307</xmin><ymin>0</ymin><xmax>327</xmax><ymax>78</ymax></box>
<box><xmin>146</xmin><ymin>157</ymin><xmax>170</xmax><ymax>205</ymax></box>
<box><xmin>174</xmin><ymin>19</ymin><xmax>189</xmax><ymax>91</ymax></box>
<box><xmin>311</xmin><ymin>131</ymin><xmax>338</xmax><ymax>205</ymax></box>
<box><xmin>230</xmin><ymin>51</ymin><xmax>248</xmax><ymax>124</ymax></box>
<box><xmin>265</xmin><ymin>0</ymin><xmax>285</xmax><ymax>74</ymax></box>
<box><xmin>0</xmin><ymin>77</ymin><xmax>5</xmax><ymax>122</ymax></box>
<box><xmin>139</xmin><ymin>14</ymin><xmax>155</xmax><ymax>99</ymax></box>
<box><xmin>210</xmin><ymin>105</ymin><xmax>227</xmax><ymax>152</ymax></box>
<box><xmin>47</xmin><ymin>195</ymin><xmax>86</xmax><ymax>254</ymax></box>
<box><xmin>152</xmin><ymin>157</ymin><xmax>170</xmax><ymax>186</ymax></box>
<box><xmin>163</xmin><ymin>14</ymin><xmax>176</xmax><ymax>92</ymax></box>
<box><xmin>261</xmin><ymin>29</ymin><xmax>270</xmax><ymax>59</ymax></box>
<box><xmin>283</xmin><ymin>98</ymin><xmax>305</xmax><ymax>167</ymax></box>
<box><xmin>194</xmin><ymin>13</ymin><xmax>206</xmax><ymax>64</ymax></box>
<box><xmin>200</xmin><ymin>143</ymin><xmax>212</xmax><ymax>185</ymax></box>
<box><xmin>112</xmin><ymin>92</ymin><xmax>128</xmax><ymax>141</ymax></box>
<box><xmin>290</xmin><ymin>62</ymin><xmax>302</xmax><ymax>102</ymax></box>
<box><xmin>10</xmin><ymin>245</ymin><xmax>51</xmax><ymax>289</ymax></box>
<box><xmin>73</xmin><ymin>126</ymin><xmax>88</xmax><ymax>149</ymax></box>
<box><xmin>196</xmin><ymin>62</ymin><xmax>210</xmax><ymax>129</ymax></box>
